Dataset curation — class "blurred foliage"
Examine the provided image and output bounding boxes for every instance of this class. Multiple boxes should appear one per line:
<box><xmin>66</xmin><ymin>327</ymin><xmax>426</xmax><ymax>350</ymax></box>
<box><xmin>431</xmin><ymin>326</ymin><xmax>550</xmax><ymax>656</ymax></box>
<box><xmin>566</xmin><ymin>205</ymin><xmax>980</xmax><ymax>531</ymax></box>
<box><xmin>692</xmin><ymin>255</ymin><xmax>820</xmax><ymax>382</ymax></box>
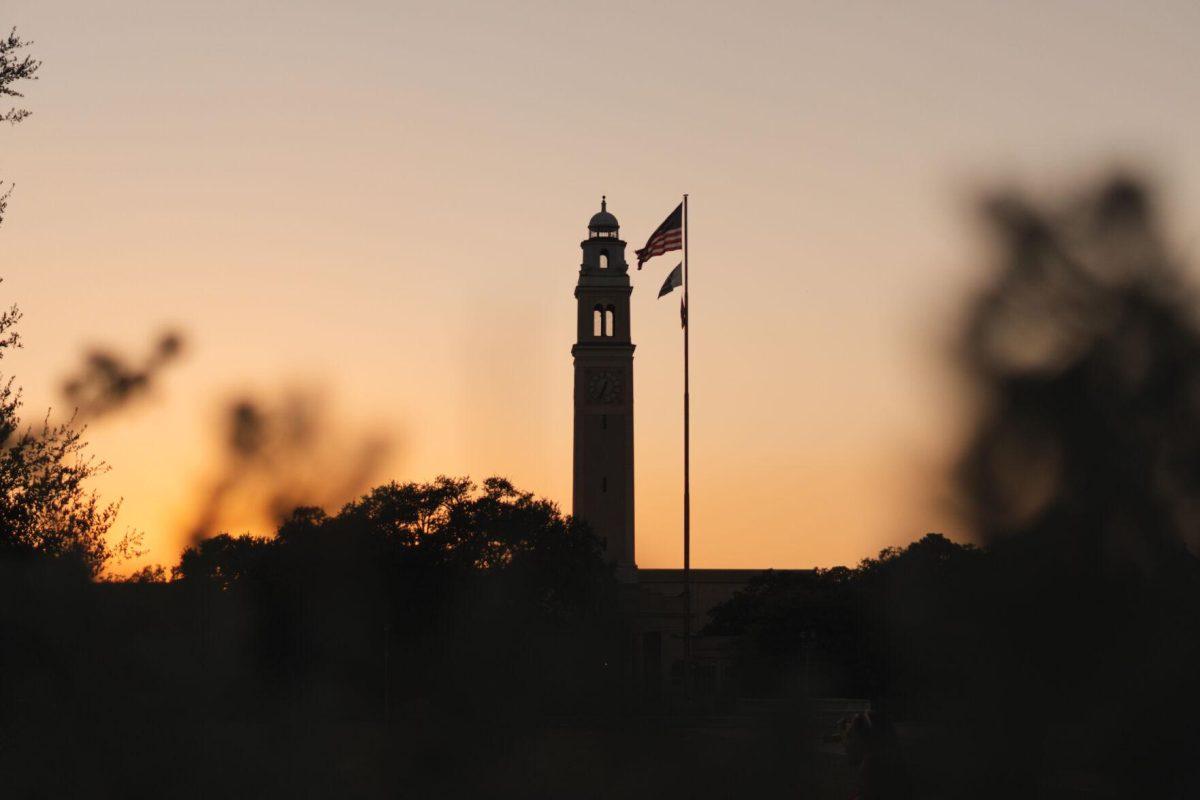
<box><xmin>186</xmin><ymin>388</ymin><xmax>389</xmax><ymax>543</ymax></box>
<box><xmin>959</xmin><ymin>173</ymin><xmax>1200</xmax><ymax>574</ymax></box>
<box><xmin>61</xmin><ymin>331</ymin><xmax>184</xmax><ymax>422</ymax></box>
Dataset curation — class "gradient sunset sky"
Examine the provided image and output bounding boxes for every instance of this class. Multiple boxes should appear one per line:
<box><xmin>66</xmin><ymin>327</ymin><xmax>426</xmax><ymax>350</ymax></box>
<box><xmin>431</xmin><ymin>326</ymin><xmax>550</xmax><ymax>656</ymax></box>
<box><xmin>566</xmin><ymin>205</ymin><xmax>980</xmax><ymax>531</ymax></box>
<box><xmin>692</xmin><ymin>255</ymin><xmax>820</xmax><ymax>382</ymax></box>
<box><xmin>5</xmin><ymin>1</ymin><xmax>1200</xmax><ymax>573</ymax></box>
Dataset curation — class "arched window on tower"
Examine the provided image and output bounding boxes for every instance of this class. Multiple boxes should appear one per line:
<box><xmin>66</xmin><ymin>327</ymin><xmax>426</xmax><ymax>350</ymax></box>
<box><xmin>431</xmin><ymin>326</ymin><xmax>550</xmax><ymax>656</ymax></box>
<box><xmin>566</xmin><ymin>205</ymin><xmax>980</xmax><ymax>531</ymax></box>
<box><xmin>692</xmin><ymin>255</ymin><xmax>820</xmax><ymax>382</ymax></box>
<box><xmin>593</xmin><ymin>305</ymin><xmax>604</xmax><ymax>337</ymax></box>
<box><xmin>599</xmin><ymin>251</ymin><xmax>609</xmax><ymax>270</ymax></box>
<box><xmin>605</xmin><ymin>305</ymin><xmax>616</xmax><ymax>337</ymax></box>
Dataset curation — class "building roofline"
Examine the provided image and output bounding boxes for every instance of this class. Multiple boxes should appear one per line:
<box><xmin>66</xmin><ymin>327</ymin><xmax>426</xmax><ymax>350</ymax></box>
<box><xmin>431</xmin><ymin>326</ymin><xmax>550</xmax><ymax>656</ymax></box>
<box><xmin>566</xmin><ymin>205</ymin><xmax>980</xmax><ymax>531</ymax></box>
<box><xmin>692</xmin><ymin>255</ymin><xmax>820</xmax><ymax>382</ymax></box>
<box><xmin>637</xmin><ymin>567</ymin><xmax>815</xmax><ymax>584</ymax></box>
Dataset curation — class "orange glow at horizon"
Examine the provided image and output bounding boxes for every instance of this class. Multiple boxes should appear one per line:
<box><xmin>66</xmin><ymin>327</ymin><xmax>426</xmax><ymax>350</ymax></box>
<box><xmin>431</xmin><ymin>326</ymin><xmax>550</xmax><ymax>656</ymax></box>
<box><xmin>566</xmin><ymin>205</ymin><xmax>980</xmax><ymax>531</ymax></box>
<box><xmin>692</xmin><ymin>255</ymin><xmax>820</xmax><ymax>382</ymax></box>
<box><xmin>5</xmin><ymin>1</ymin><xmax>1200</xmax><ymax>574</ymax></box>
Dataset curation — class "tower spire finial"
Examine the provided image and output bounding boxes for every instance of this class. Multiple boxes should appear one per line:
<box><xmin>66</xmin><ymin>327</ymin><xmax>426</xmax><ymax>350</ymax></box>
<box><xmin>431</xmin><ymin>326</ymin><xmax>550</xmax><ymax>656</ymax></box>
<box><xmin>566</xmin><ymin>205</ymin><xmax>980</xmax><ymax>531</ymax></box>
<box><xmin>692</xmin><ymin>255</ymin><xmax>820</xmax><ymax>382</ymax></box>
<box><xmin>601</xmin><ymin>195</ymin><xmax>606</xmax><ymax>212</ymax></box>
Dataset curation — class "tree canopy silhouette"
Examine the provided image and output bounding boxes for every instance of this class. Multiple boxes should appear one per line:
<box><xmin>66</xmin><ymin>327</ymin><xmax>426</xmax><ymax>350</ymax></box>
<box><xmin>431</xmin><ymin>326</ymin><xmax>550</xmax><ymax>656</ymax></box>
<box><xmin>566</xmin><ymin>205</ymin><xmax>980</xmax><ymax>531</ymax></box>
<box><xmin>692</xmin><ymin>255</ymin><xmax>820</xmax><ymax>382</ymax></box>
<box><xmin>170</xmin><ymin>475</ymin><xmax>618</xmax><ymax>716</ymax></box>
<box><xmin>178</xmin><ymin>476</ymin><xmax>608</xmax><ymax>606</ymax></box>
<box><xmin>705</xmin><ymin>533</ymin><xmax>985</xmax><ymax>702</ymax></box>
<box><xmin>0</xmin><ymin>27</ymin><xmax>39</xmax><ymax>227</ymax></box>
<box><xmin>0</xmin><ymin>291</ymin><xmax>129</xmax><ymax>577</ymax></box>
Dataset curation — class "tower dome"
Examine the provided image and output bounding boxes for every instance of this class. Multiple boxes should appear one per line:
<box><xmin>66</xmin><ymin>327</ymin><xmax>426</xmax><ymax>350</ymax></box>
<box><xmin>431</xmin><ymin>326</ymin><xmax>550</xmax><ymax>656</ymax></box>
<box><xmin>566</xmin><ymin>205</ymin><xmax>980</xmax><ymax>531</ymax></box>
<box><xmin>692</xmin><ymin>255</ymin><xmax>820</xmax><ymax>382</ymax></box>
<box><xmin>588</xmin><ymin>196</ymin><xmax>619</xmax><ymax>234</ymax></box>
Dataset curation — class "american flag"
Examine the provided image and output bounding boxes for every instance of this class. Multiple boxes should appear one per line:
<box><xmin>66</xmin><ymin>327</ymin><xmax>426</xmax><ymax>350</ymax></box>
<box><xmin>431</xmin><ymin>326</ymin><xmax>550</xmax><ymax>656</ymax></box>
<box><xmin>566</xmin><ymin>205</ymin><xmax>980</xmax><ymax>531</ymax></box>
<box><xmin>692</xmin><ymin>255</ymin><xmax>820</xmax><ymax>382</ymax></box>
<box><xmin>635</xmin><ymin>203</ymin><xmax>683</xmax><ymax>269</ymax></box>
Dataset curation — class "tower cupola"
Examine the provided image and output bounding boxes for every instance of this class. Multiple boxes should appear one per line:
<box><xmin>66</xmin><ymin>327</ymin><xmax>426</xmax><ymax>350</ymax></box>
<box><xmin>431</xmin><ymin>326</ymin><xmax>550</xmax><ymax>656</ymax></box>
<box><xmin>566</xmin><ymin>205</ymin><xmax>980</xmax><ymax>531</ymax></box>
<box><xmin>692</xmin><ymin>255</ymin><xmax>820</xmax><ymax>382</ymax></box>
<box><xmin>588</xmin><ymin>196</ymin><xmax>620</xmax><ymax>237</ymax></box>
<box><xmin>581</xmin><ymin>196</ymin><xmax>627</xmax><ymax>275</ymax></box>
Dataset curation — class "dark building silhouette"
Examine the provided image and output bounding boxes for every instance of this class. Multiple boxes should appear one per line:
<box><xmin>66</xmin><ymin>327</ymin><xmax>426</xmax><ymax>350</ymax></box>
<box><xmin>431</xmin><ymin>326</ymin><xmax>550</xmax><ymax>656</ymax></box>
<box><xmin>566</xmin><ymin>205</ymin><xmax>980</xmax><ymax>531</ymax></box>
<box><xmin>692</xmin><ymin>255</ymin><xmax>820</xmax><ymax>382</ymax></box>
<box><xmin>572</xmin><ymin>198</ymin><xmax>637</xmax><ymax>582</ymax></box>
<box><xmin>570</xmin><ymin>199</ymin><xmax>806</xmax><ymax>700</ymax></box>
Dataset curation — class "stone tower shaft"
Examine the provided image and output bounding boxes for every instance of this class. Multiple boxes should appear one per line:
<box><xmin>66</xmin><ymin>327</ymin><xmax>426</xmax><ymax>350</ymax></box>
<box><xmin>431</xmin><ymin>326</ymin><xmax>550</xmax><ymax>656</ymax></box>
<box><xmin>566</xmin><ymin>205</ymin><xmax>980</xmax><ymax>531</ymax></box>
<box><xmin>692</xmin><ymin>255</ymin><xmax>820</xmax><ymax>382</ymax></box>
<box><xmin>572</xmin><ymin>197</ymin><xmax>637</xmax><ymax>582</ymax></box>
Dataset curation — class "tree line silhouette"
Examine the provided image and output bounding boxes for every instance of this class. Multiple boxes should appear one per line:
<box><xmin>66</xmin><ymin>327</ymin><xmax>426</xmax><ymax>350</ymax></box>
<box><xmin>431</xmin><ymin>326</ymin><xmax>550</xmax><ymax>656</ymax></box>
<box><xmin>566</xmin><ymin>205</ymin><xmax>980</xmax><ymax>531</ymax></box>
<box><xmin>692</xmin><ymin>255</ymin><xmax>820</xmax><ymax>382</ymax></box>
<box><xmin>1</xmin><ymin>476</ymin><xmax>624</xmax><ymax>795</ymax></box>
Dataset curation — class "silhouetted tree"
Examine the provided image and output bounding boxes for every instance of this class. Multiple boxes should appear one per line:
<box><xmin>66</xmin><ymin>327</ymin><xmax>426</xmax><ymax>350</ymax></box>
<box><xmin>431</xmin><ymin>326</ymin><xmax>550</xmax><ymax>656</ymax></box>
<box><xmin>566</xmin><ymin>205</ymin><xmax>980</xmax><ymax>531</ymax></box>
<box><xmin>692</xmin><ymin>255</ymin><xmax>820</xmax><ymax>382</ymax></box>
<box><xmin>0</xmin><ymin>297</ymin><xmax>128</xmax><ymax>577</ymax></box>
<box><xmin>177</xmin><ymin>476</ymin><xmax>608</xmax><ymax>606</ymax></box>
<box><xmin>0</xmin><ymin>27</ymin><xmax>40</xmax><ymax>228</ymax></box>
<box><xmin>706</xmin><ymin>533</ymin><xmax>984</xmax><ymax>702</ymax></box>
<box><xmin>173</xmin><ymin>531</ymin><xmax>274</xmax><ymax>587</ymax></box>
<box><xmin>171</xmin><ymin>476</ymin><xmax>616</xmax><ymax>719</ymax></box>
<box><xmin>0</xmin><ymin>28</ymin><xmax>123</xmax><ymax>576</ymax></box>
<box><xmin>125</xmin><ymin>562</ymin><xmax>168</xmax><ymax>583</ymax></box>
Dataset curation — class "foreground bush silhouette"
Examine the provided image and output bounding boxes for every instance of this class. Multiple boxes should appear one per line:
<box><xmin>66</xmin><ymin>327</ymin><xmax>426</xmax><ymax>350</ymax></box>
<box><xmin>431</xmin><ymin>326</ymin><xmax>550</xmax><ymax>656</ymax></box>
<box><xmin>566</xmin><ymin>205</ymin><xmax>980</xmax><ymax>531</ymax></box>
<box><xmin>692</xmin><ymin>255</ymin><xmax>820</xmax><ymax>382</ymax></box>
<box><xmin>949</xmin><ymin>174</ymin><xmax>1200</xmax><ymax>797</ymax></box>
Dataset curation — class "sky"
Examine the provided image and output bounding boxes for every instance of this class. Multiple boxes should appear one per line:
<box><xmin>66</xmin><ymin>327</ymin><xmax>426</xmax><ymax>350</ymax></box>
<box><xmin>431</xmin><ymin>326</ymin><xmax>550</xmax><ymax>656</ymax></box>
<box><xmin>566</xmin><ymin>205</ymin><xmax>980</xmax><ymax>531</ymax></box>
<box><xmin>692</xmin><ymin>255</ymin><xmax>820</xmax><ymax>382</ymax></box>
<box><xmin>4</xmin><ymin>1</ymin><xmax>1200</xmax><ymax>573</ymax></box>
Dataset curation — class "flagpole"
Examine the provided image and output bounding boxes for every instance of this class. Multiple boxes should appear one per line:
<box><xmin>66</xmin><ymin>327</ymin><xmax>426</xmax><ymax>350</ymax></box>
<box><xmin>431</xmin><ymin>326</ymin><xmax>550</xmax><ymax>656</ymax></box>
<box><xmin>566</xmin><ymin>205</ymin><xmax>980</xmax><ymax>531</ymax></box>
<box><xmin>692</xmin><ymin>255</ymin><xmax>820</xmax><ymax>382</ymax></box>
<box><xmin>682</xmin><ymin>193</ymin><xmax>692</xmax><ymax>700</ymax></box>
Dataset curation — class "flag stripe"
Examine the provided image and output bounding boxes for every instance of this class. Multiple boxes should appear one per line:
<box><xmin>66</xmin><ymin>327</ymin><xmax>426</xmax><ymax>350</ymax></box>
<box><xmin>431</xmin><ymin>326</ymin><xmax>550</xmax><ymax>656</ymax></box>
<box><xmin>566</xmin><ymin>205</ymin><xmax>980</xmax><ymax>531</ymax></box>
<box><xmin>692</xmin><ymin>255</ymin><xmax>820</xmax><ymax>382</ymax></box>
<box><xmin>640</xmin><ymin>230</ymin><xmax>682</xmax><ymax>248</ymax></box>
<box><xmin>642</xmin><ymin>231</ymin><xmax>682</xmax><ymax>250</ymax></box>
<box><xmin>636</xmin><ymin>232</ymin><xmax>682</xmax><ymax>265</ymax></box>
<box><xmin>635</xmin><ymin>203</ymin><xmax>684</xmax><ymax>268</ymax></box>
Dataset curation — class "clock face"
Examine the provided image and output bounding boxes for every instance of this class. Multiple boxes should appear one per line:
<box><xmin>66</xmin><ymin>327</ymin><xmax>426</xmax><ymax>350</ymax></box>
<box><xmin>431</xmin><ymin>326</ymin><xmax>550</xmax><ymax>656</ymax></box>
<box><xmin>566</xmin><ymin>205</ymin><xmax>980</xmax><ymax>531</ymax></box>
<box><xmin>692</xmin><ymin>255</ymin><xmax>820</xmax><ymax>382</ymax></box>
<box><xmin>587</xmin><ymin>369</ymin><xmax>623</xmax><ymax>404</ymax></box>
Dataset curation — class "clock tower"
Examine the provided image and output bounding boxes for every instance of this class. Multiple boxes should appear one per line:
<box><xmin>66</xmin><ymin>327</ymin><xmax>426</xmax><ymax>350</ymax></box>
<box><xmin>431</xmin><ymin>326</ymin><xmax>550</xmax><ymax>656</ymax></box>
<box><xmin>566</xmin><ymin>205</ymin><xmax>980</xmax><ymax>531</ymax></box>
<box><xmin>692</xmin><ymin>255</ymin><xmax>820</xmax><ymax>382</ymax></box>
<box><xmin>573</xmin><ymin>198</ymin><xmax>637</xmax><ymax>582</ymax></box>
